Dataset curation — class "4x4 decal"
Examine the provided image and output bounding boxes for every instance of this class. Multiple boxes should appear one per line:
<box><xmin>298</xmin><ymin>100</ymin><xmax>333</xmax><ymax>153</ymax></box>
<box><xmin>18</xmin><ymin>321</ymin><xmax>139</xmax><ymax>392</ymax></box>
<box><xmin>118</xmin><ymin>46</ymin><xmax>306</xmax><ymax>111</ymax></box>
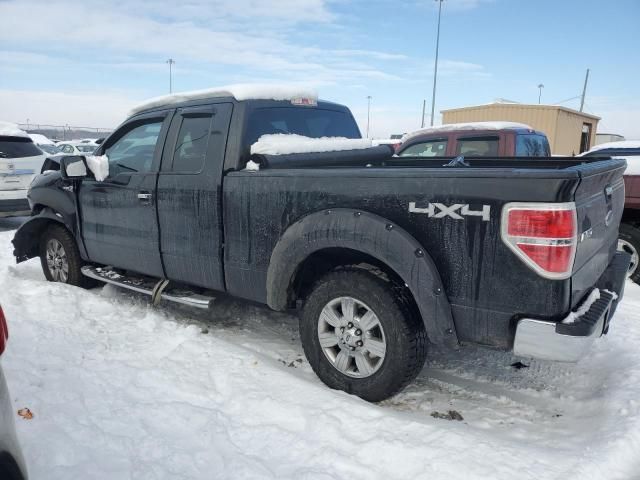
<box><xmin>409</xmin><ymin>202</ymin><xmax>491</xmax><ymax>222</ymax></box>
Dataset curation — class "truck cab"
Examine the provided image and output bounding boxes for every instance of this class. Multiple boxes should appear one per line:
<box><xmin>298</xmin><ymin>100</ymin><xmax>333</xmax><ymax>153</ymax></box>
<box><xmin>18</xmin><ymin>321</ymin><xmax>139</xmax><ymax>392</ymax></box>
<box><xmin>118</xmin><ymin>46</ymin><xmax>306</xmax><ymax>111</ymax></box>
<box><xmin>396</xmin><ymin>122</ymin><xmax>551</xmax><ymax>158</ymax></box>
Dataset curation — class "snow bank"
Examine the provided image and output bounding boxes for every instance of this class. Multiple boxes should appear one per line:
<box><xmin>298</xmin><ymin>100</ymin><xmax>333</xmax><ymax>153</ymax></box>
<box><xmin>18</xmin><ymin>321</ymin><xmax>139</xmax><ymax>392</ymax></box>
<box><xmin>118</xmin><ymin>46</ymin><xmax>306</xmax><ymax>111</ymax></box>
<box><xmin>128</xmin><ymin>84</ymin><xmax>318</xmax><ymax>116</ymax></box>
<box><xmin>402</xmin><ymin>121</ymin><xmax>533</xmax><ymax>143</ymax></box>
<box><xmin>0</xmin><ymin>121</ymin><xmax>30</xmax><ymax>138</ymax></box>
<box><xmin>85</xmin><ymin>154</ymin><xmax>109</xmax><ymax>181</ymax></box>
<box><xmin>251</xmin><ymin>134</ymin><xmax>372</xmax><ymax>156</ymax></box>
<box><xmin>562</xmin><ymin>288</ymin><xmax>601</xmax><ymax>324</ymax></box>
<box><xmin>2</xmin><ymin>227</ymin><xmax>640</xmax><ymax>479</ymax></box>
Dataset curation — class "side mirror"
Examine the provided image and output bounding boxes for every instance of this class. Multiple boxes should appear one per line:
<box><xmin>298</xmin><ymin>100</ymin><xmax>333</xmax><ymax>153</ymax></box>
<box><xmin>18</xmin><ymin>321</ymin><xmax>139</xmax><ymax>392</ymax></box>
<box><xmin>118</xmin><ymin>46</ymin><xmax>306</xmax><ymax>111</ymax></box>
<box><xmin>60</xmin><ymin>156</ymin><xmax>88</xmax><ymax>179</ymax></box>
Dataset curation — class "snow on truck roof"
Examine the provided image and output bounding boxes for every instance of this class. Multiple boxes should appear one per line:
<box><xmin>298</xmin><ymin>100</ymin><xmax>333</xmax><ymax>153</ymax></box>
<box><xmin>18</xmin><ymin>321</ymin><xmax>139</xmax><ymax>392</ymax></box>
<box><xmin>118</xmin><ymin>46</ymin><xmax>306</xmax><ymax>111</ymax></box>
<box><xmin>401</xmin><ymin>121</ymin><xmax>535</xmax><ymax>142</ymax></box>
<box><xmin>0</xmin><ymin>121</ymin><xmax>30</xmax><ymax>138</ymax></box>
<box><xmin>128</xmin><ymin>84</ymin><xmax>319</xmax><ymax>116</ymax></box>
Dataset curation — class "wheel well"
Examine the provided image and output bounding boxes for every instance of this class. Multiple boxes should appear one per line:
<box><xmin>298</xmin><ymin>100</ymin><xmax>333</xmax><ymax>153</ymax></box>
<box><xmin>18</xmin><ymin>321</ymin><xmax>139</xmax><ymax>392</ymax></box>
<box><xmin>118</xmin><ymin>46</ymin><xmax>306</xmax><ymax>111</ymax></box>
<box><xmin>622</xmin><ymin>208</ymin><xmax>640</xmax><ymax>226</ymax></box>
<box><xmin>13</xmin><ymin>217</ymin><xmax>63</xmax><ymax>261</ymax></box>
<box><xmin>290</xmin><ymin>247</ymin><xmax>419</xmax><ymax>314</ymax></box>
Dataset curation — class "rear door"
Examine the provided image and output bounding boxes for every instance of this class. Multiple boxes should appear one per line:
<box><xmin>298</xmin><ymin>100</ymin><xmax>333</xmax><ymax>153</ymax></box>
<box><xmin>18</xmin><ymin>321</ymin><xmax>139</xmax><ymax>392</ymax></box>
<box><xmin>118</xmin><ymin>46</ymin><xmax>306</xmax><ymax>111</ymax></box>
<box><xmin>78</xmin><ymin>112</ymin><xmax>172</xmax><ymax>277</ymax></box>
<box><xmin>156</xmin><ymin>102</ymin><xmax>233</xmax><ymax>290</ymax></box>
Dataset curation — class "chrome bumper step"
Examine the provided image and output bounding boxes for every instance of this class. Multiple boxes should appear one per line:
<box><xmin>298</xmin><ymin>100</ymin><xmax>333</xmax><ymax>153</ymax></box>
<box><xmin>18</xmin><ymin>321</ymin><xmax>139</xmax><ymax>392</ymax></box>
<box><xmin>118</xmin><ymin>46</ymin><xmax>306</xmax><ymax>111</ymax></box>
<box><xmin>81</xmin><ymin>266</ymin><xmax>214</xmax><ymax>309</ymax></box>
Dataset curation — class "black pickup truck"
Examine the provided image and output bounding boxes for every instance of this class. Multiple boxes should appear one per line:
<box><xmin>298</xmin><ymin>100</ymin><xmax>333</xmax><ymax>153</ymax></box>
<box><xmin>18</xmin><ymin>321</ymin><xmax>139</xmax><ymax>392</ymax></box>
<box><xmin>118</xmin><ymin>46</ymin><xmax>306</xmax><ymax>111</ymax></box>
<box><xmin>12</xmin><ymin>87</ymin><xmax>630</xmax><ymax>401</ymax></box>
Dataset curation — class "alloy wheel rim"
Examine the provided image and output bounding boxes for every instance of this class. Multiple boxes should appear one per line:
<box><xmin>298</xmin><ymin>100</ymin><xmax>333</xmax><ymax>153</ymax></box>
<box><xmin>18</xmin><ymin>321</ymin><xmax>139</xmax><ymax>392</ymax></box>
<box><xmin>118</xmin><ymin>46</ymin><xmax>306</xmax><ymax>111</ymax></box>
<box><xmin>46</xmin><ymin>239</ymin><xmax>69</xmax><ymax>282</ymax></box>
<box><xmin>618</xmin><ymin>238</ymin><xmax>639</xmax><ymax>277</ymax></box>
<box><xmin>317</xmin><ymin>296</ymin><xmax>386</xmax><ymax>378</ymax></box>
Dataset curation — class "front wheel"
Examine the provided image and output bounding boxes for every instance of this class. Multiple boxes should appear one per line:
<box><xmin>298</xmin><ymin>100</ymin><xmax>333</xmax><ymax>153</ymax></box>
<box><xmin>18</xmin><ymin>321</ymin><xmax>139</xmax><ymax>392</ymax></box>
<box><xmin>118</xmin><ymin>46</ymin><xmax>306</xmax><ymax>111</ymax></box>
<box><xmin>618</xmin><ymin>223</ymin><xmax>640</xmax><ymax>284</ymax></box>
<box><xmin>39</xmin><ymin>224</ymin><xmax>94</xmax><ymax>288</ymax></box>
<box><xmin>300</xmin><ymin>269</ymin><xmax>427</xmax><ymax>402</ymax></box>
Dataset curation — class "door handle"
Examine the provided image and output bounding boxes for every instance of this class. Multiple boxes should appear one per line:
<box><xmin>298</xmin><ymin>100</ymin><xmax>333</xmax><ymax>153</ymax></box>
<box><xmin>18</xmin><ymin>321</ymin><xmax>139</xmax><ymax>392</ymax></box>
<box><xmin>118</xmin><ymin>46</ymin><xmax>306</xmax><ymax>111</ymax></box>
<box><xmin>137</xmin><ymin>192</ymin><xmax>153</xmax><ymax>201</ymax></box>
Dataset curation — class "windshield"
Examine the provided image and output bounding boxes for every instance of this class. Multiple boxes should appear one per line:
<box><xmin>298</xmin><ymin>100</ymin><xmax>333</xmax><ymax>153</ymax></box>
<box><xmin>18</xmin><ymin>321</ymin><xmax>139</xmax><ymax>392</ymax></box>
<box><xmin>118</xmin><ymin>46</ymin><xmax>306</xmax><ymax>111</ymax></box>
<box><xmin>38</xmin><ymin>144</ymin><xmax>61</xmax><ymax>154</ymax></box>
<box><xmin>245</xmin><ymin>107</ymin><xmax>361</xmax><ymax>147</ymax></box>
<box><xmin>0</xmin><ymin>136</ymin><xmax>43</xmax><ymax>158</ymax></box>
<box><xmin>515</xmin><ymin>134</ymin><xmax>550</xmax><ymax>157</ymax></box>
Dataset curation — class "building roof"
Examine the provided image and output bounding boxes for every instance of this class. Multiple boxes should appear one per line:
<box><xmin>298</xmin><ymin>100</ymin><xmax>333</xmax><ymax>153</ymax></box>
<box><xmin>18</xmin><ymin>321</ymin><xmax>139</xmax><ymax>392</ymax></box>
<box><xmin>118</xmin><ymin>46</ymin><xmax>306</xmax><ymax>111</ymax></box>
<box><xmin>441</xmin><ymin>102</ymin><xmax>601</xmax><ymax>121</ymax></box>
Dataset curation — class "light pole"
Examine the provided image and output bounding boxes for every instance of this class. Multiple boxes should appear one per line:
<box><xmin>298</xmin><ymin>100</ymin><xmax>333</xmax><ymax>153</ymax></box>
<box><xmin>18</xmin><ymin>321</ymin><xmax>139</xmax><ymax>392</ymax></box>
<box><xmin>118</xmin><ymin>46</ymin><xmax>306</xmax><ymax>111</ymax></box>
<box><xmin>429</xmin><ymin>0</ymin><xmax>444</xmax><ymax>126</ymax></box>
<box><xmin>537</xmin><ymin>83</ymin><xmax>544</xmax><ymax>104</ymax></box>
<box><xmin>366</xmin><ymin>95</ymin><xmax>372</xmax><ymax>138</ymax></box>
<box><xmin>166</xmin><ymin>58</ymin><xmax>176</xmax><ymax>94</ymax></box>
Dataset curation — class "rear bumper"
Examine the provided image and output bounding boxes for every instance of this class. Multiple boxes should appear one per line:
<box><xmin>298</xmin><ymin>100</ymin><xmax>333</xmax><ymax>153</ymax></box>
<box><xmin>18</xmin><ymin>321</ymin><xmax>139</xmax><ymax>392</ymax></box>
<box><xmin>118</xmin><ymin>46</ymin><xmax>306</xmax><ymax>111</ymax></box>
<box><xmin>513</xmin><ymin>251</ymin><xmax>631</xmax><ymax>362</ymax></box>
<box><xmin>0</xmin><ymin>197</ymin><xmax>30</xmax><ymax>218</ymax></box>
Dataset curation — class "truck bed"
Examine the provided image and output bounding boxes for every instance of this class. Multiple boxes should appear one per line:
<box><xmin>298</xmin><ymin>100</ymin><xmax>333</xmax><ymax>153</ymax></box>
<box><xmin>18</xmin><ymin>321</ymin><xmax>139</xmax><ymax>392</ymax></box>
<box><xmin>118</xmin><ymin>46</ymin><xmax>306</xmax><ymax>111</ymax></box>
<box><xmin>222</xmin><ymin>156</ymin><xmax>626</xmax><ymax>348</ymax></box>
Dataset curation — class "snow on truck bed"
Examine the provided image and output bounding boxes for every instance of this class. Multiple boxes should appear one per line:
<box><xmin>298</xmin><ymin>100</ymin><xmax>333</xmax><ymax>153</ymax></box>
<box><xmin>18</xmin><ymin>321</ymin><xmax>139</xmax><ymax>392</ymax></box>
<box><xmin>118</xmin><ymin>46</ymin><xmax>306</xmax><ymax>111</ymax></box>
<box><xmin>128</xmin><ymin>84</ymin><xmax>318</xmax><ymax>116</ymax></box>
<box><xmin>1</xmin><ymin>229</ymin><xmax>640</xmax><ymax>479</ymax></box>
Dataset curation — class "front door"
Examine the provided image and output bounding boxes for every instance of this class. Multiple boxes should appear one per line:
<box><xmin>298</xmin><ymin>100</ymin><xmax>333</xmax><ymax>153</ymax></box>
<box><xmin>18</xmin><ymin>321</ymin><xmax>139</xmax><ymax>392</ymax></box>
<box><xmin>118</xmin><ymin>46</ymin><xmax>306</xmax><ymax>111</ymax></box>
<box><xmin>78</xmin><ymin>112</ymin><xmax>172</xmax><ymax>277</ymax></box>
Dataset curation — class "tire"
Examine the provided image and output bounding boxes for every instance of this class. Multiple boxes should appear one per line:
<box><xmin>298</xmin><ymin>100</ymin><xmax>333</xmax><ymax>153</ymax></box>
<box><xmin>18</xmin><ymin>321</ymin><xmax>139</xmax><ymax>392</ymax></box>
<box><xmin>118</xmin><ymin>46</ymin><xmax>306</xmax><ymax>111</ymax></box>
<box><xmin>39</xmin><ymin>224</ymin><xmax>95</xmax><ymax>288</ymax></box>
<box><xmin>300</xmin><ymin>268</ymin><xmax>428</xmax><ymax>402</ymax></box>
<box><xmin>619</xmin><ymin>223</ymin><xmax>640</xmax><ymax>284</ymax></box>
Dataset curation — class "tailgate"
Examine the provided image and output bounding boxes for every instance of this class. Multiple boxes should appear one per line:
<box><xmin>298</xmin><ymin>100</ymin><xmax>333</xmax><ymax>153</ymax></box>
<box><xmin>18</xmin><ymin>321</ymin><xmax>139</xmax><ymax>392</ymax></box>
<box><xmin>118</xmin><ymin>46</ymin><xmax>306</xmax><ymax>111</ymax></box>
<box><xmin>0</xmin><ymin>154</ymin><xmax>42</xmax><ymax>190</ymax></box>
<box><xmin>571</xmin><ymin>159</ymin><xmax>626</xmax><ymax>307</ymax></box>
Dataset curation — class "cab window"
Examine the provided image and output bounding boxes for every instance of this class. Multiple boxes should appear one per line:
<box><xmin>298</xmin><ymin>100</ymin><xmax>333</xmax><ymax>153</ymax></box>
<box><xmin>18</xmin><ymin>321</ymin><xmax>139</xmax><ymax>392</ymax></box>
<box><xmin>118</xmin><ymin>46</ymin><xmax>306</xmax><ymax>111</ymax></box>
<box><xmin>399</xmin><ymin>139</ymin><xmax>448</xmax><ymax>157</ymax></box>
<box><xmin>456</xmin><ymin>136</ymin><xmax>499</xmax><ymax>157</ymax></box>
<box><xmin>515</xmin><ymin>134</ymin><xmax>550</xmax><ymax>157</ymax></box>
<box><xmin>104</xmin><ymin>121</ymin><xmax>163</xmax><ymax>176</ymax></box>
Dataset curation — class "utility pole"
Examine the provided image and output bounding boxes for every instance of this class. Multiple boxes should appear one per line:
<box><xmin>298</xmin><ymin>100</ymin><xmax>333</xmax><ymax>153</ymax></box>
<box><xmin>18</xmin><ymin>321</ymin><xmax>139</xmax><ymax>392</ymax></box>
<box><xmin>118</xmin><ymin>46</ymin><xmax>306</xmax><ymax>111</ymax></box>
<box><xmin>537</xmin><ymin>84</ymin><xmax>544</xmax><ymax>104</ymax></box>
<box><xmin>166</xmin><ymin>58</ymin><xmax>176</xmax><ymax>94</ymax></box>
<box><xmin>366</xmin><ymin>95</ymin><xmax>372</xmax><ymax>138</ymax></box>
<box><xmin>579</xmin><ymin>68</ymin><xmax>590</xmax><ymax>112</ymax></box>
<box><xmin>430</xmin><ymin>0</ymin><xmax>444</xmax><ymax>126</ymax></box>
<box><xmin>421</xmin><ymin>99</ymin><xmax>427</xmax><ymax>128</ymax></box>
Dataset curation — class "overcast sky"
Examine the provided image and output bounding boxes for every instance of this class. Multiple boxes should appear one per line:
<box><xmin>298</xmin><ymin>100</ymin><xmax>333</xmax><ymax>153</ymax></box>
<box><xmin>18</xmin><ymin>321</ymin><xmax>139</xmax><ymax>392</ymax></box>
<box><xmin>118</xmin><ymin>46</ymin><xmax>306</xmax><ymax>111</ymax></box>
<box><xmin>1</xmin><ymin>0</ymin><xmax>639</xmax><ymax>138</ymax></box>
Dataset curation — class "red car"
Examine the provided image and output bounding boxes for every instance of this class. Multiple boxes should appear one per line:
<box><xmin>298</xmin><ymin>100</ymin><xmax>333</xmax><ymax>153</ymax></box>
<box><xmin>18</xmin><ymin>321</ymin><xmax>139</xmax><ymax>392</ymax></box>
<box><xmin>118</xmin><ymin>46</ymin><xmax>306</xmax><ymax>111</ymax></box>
<box><xmin>396</xmin><ymin>122</ymin><xmax>551</xmax><ymax>158</ymax></box>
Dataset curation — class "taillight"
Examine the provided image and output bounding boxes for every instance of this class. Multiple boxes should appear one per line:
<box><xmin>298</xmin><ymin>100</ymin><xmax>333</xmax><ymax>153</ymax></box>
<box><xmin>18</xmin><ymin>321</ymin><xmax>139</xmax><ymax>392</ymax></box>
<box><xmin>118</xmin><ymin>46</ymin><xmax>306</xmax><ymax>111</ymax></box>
<box><xmin>0</xmin><ymin>306</ymin><xmax>7</xmax><ymax>356</ymax></box>
<box><xmin>501</xmin><ymin>202</ymin><xmax>577</xmax><ymax>279</ymax></box>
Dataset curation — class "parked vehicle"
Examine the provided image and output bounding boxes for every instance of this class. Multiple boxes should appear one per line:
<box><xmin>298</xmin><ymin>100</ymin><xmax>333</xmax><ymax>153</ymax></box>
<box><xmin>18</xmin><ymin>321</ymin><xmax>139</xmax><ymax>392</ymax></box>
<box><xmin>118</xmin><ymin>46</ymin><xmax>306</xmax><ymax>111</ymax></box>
<box><xmin>56</xmin><ymin>142</ymin><xmax>97</xmax><ymax>156</ymax></box>
<box><xmin>397</xmin><ymin>122</ymin><xmax>551</xmax><ymax>158</ymax></box>
<box><xmin>0</xmin><ymin>123</ymin><xmax>47</xmax><ymax>217</ymax></box>
<box><xmin>580</xmin><ymin>141</ymin><xmax>640</xmax><ymax>283</ymax></box>
<box><xmin>12</xmin><ymin>86</ymin><xmax>629</xmax><ymax>401</ymax></box>
<box><xmin>27</xmin><ymin>134</ymin><xmax>60</xmax><ymax>156</ymax></box>
<box><xmin>0</xmin><ymin>305</ymin><xmax>28</xmax><ymax>480</ymax></box>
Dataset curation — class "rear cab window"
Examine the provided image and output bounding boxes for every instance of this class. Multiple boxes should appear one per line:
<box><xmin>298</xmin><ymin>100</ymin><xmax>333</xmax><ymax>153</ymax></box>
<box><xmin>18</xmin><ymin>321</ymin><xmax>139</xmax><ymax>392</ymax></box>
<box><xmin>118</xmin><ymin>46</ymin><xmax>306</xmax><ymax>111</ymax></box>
<box><xmin>244</xmin><ymin>106</ymin><xmax>361</xmax><ymax>148</ymax></box>
<box><xmin>516</xmin><ymin>134</ymin><xmax>551</xmax><ymax>157</ymax></box>
<box><xmin>456</xmin><ymin>136</ymin><xmax>499</xmax><ymax>157</ymax></box>
<box><xmin>0</xmin><ymin>136</ymin><xmax>42</xmax><ymax>158</ymax></box>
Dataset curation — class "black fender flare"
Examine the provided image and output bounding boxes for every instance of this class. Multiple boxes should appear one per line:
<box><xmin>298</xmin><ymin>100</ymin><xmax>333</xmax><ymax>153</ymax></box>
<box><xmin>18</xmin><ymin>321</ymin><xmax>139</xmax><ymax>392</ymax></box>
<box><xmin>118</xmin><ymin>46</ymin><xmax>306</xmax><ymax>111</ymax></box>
<box><xmin>266</xmin><ymin>208</ymin><xmax>459</xmax><ymax>348</ymax></box>
<box><xmin>12</xmin><ymin>208</ymin><xmax>75</xmax><ymax>263</ymax></box>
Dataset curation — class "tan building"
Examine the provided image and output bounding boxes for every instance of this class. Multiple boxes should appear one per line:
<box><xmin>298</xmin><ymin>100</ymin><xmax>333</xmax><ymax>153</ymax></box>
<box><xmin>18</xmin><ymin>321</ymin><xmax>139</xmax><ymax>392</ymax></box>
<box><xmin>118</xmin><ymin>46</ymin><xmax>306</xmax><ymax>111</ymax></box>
<box><xmin>442</xmin><ymin>103</ymin><xmax>600</xmax><ymax>155</ymax></box>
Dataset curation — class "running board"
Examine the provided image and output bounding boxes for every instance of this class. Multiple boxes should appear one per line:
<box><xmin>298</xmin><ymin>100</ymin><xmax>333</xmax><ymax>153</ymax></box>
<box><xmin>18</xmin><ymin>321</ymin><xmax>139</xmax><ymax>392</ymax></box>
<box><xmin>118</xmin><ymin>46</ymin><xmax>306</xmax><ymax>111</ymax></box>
<box><xmin>81</xmin><ymin>266</ymin><xmax>214</xmax><ymax>309</ymax></box>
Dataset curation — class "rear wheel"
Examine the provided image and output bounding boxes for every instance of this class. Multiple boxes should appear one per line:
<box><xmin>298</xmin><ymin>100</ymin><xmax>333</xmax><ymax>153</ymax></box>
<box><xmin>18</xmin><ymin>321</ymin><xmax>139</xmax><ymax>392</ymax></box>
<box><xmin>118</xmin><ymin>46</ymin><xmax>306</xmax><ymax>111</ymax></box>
<box><xmin>300</xmin><ymin>269</ymin><xmax>427</xmax><ymax>402</ymax></box>
<box><xmin>39</xmin><ymin>224</ymin><xmax>95</xmax><ymax>288</ymax></box>
<box><xmin>618</xmin><ymin>223</ymin><xmax>640</xmax><ymax>284</ymax></box>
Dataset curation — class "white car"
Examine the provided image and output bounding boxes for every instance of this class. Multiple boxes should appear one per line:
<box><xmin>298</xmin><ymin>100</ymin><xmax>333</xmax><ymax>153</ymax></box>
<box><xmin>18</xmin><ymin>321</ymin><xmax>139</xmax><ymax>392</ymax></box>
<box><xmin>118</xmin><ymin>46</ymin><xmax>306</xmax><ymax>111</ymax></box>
<box><xmin>57</xmin><ymin>142</ymin><xmax>98</xmax><ymax>155</ymax></box>
<box><xmin>0</xmin><ymin>122</ymin><xmax>47</xmax><ymax>217</ymax></box>
<box><xmin>28</xmin><ymin>133</ymin><xmax>62</xmax><ymax>156</ymax></box>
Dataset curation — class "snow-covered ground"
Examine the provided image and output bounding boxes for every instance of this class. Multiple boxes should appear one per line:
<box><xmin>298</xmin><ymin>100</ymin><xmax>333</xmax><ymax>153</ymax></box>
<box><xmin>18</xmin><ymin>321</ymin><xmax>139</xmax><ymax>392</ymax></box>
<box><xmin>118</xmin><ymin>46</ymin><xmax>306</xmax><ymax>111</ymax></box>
<box><xmin>1</xmin><ymin>228</ymin><xmax>639</xmax><ymax>479</ymax></box>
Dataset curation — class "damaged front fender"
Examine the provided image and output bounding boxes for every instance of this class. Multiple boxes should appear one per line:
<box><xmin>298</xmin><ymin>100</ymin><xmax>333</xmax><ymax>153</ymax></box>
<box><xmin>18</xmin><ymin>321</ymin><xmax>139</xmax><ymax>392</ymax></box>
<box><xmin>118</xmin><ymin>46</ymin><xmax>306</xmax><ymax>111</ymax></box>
<box><xmin>12</xmin><ymin>209</ymin><xmax>69</xmax><ymax>263</ymax></box>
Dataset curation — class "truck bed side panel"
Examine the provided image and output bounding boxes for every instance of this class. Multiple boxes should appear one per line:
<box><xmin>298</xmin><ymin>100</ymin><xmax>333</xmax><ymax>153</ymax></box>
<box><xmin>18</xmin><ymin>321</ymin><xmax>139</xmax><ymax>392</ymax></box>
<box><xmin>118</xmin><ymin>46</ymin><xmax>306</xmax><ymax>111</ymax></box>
<box><xmin>223</xmin><ymin>169</ymin><xmax>581</xmax><ymax>348</ymax></box>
